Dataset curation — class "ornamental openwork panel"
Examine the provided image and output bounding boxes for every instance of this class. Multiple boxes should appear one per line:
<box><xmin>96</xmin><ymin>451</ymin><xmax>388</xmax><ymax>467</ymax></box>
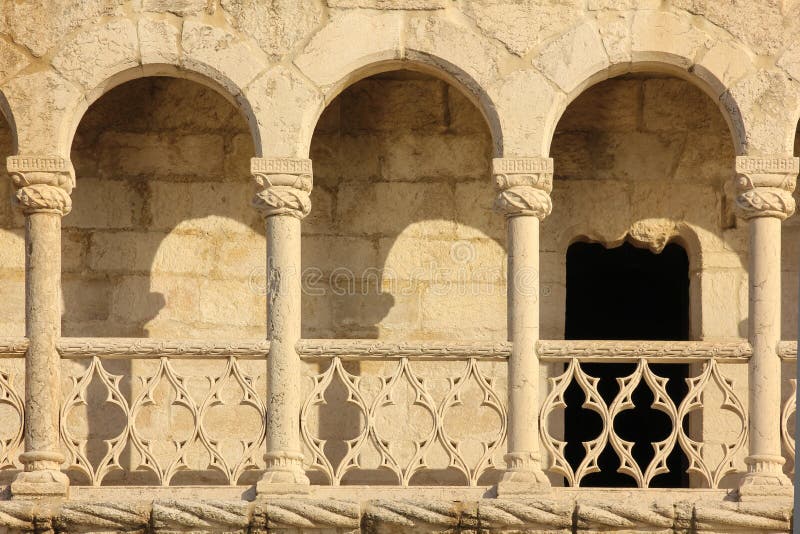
<box><xmin>781</xmin><ymin>361</ymin><xmax>796</xmax><ymax>477</ymax></box>
<box><xmin>300</xmin><ymin>355</ymin><xmax>507</xmax><ymax>486</ymax></box>
<box><xmin>540</xmin><ymin>357</ymin><xmax>748</xmax><ymax>488</ymax></box>
<box><xmin>0</xmin><ymin>358</ymin><xmax>24</xmax><ymax>473</ymax></box>
<box><xmin>59</xmin><ymin>355</ymin><xmax>267</xmax><ymax>486</ymax></box>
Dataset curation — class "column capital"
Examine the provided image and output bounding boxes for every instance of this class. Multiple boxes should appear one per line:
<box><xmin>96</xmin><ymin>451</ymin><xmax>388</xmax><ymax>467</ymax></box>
<box><xmin>251</xmin><ymin>157</ymin><xmax>312</xmax><ymax>219</ymax></box>
<box><xmin>492</xmin><ymin>157</ymin><xmax>553</xmax><ymax>219</ymax></box>
<box><xmin>7</xmin><ymin>155</ymin><xmax>75</xmax><ymax>216</ymax></box>
<box><xmin>733</xmin><ymin>155</ymin><xmax>798</xmax><ymax>220</ymax></box>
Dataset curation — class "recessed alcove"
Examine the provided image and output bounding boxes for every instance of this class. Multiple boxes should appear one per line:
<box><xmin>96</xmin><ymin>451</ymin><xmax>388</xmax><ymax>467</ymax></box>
<box><xmin>563</xmin><ymin>240</ymin><xmax>690</xmax><ymax>488</ymax></box>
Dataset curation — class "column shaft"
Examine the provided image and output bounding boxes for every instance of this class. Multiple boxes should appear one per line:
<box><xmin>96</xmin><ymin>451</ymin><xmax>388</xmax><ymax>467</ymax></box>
<box><xmin>732</xmin><ymin>155</ymin><xmax>796</xmax><ymax>499</ymax></box>
<box><xmin>493</xmin><ymin>157</ymin><xmax>552</xmax><ymax>495</ymax></box>
<box><xmin>24</xmin><ymin>212</ymin><xmax>63</xmax><ymax>466</ymax></box>
<box><xmin>265</xmin><ymin>216</ymin><xmax>305</xmax><ymax>464</ymax></box>
<box><xmin>7</xmin><ymin>156</ymin><xmax>74</xmax><ymax>498</ymax></box>
<box><xmin>506</xmin><ymin>215</ymin><xmax>541</xmax><ymax>459</ymax></box>
<box><xmin>748</xmin><ymin>216</ymin><xmax>782</xmax><ymax>460</ymax></box>
<box><xmin>251</xmin><ymin>157</ymin><xmax>313</xmax><ymax>493</ymax></box>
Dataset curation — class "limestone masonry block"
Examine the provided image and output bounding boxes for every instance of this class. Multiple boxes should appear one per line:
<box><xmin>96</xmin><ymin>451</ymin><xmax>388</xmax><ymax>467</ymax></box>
<box><xmin>534</xmin><ymin>22</ymin><xmax>610</xmax><ymax>94</ymax></box>
<box><xmin>138</xmin><ymin>18</ymin><xmax>180</xmax><ymax>66</ymax></box>
<box><xmin>295</xmin><ymin>10</ymin><xmax>403</xmax><ymax>88</ymax></box>
<box><xmin>52</xmin><ymin>19</ymin><xmax>139</xmax><ymax>91</ymax></box>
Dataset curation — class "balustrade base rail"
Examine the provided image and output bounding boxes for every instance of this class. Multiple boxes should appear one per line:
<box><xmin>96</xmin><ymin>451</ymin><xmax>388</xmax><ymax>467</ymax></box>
<box><xmin>0</xmin><ymin>490</ymin><xmax>790</xmax><ymax>533</ymax></box>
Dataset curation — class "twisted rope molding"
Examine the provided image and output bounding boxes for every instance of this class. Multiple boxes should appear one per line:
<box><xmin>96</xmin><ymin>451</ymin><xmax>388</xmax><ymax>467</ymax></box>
<box><xmin>254</xmin><ymin>499</ymin><xmax>359</xmax><ymax>529</ymax></box>
<box><xmin>151</xmin><ymin>500</ymin><xmax>250</xmax><ymax>531</ymax></box>
<box><xmin>575</xmin><ymin>500</ymin><xmax>675</xmax><ymax>530</ymax></box>
<box><xmin>0</xmin><ymin>498</ymin><xmax>789</xmax><ymax>532</ymax></box>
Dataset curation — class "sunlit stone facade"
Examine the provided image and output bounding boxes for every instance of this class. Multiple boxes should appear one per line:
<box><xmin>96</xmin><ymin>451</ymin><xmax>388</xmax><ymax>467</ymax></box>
<box><xmin>0</xmin><ymin>1</ymin><xmax>797</xmax><ymax>532</ymax></box>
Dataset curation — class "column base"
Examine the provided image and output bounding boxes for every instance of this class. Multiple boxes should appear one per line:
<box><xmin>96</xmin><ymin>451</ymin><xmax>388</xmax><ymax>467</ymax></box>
<box><xmin>11</xmin><ymin>469</ymin><xmax>69</xmax><ymax>499</ymax></box>
<box><xmin>736</xmin><ymin>455</ymin><xmax>792</xmax><ymax>501</ymax></box>
<box><xmin>256</xmin><ymin>451</ymin><xmax>310</xmax><ymax>496</ymax></box>
<box><xmin>495</xmin><ymin>452</ymin><xmax>551</xmax><ymax>496</ymax></box>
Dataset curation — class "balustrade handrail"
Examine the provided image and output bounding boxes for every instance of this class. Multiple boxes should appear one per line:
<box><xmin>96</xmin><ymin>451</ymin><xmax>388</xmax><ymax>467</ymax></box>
<box><xmin>296</xmin><ymin>339</ymin><xmax>513</xmax><ymax>359</ymax></box>
<box><xmin>0</xmin><ymin>337</ymin><xmax>796</xmax><ymax>361</ymax></box>
<box><xmin>0</xmin><ymin>337</ymin><xmax>27</xmax><ymax>356</ymax></box>
<box><xmin>56</xmin><ymin>338</ymin><xmax>270</xmax><ymax>359</ymax></box>
<box><xmin>537</xmin><ymin>340</ymin><xmax>754</xmax><ymax>362</ymax></box>
<box><xmin>778</xmin><ymin>340</ymin><xmax>797</xmax><ymax>359</ymax></box>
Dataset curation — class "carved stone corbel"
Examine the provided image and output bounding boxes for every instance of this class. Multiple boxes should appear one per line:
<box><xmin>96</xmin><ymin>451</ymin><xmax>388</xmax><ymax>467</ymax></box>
<box><xmin>493</xmin><ymin>157</ymin><xmax>553</xmax><ymax>219</ymax></box>
<box><xmin>251</xmin><ymin>158</ymin><xmax>312</xmax><ymax>219</ymax></box>
<box><xmin>733</xmin><ymin>156</ymin><xmax>798</xmax><ymax>220</ymax></box>
<box><xmin>7</xmin><ymin>156</ymin><xmax>75</xmax><ymax>216</ymax></box>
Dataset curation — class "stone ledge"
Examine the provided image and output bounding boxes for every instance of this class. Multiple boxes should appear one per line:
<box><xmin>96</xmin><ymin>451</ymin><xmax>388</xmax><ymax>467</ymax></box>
<box><xmin>0</xmin><ymin>494</ymin><xmax>790</xmax><ymax>533</ymax></box>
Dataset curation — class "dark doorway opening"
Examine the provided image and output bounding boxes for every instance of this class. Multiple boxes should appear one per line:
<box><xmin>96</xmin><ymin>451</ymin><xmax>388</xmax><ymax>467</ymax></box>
<box><xmin>563</xmin><ymin>241</ymin><xmax>690</xmax><ymax>487</ymax></box>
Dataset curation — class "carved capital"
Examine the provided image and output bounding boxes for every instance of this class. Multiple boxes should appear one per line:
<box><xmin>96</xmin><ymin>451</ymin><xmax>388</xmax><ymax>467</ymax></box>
<box><xmin>7</xmin><ymin>156</ymin><xmax>75</xmax><ymax>216</ymax></box>
<box><xmin>733</xmin><ymin>156</ymin><xmax>798</xmax><ymax>220</ymax></box>
<box><xmin>251</xmin><ymin>158</ymin><xmax>313</xmax><ymax>219</ymax></box>
<box><xmin>493</xmin><ymin>158</ymin><xmax>553</xmax><ymax>219</ymax></box>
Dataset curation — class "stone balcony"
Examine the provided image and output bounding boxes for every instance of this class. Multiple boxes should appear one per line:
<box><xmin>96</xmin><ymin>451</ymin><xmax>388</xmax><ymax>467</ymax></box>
<box><xmin>0</xmin><ymin>337</ymin><xmax>793</xmax><ymax>533</ymax></box>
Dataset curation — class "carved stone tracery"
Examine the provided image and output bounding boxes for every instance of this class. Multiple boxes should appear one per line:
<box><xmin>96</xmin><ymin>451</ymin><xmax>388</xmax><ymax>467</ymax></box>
<box><xmin>250</xmin><ymin>158</ymin><xmax>313</xmax><ymax>219</ymax></box>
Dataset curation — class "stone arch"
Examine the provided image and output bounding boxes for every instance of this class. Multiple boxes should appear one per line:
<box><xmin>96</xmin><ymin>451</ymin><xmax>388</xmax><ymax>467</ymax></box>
<box><xmin>279</xmin><ymin>10</ymin><xmax>506</xmax><ymax>158</ymax></box>
<box><xmin>0</xmin><ymin>90</ymin><xmax>18</xmax><ymax>154</ymax></box>
<box><xmin>529</xmin><ymin>13</ymin><xmax>754</xmax><ymax>157</ymax></box>
<box><xmin>61</xmin><ymin>64</ymin><xmax>262</xmax><ymax>160</ymax></box>
<box><xmin>52</xmin><ymin>17</ymin><xmax>269</xmax><ymax>159</ymax></box>
<box><xmin>560</xmin><ymin>222</ymin><xmax>703</xmax><ymax>275</ymax></box>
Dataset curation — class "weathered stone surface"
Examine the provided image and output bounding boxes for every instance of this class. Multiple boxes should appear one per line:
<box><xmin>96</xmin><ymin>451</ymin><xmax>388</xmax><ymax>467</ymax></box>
<box><xmin>631</xmin><ymin>10</ymin><xmax>710</xmax><ymax>67</ymax></box>
<box><xmin>220</xmin><ymin>0</ymin><xmax>325</xmax><ymax>57</ymax></box>
<box><xmin>181</xmin><ymin>20</ymin><xmax>269</xmax><ymax>95</ymax></box>
<box><xmin>0</xmin><ymin>40</ymin><xmax>29</xmax><ymax>85</ymax></box>
<box><xmin>294</xmin><ymin>9</ymin><xmax>403</xmax><ymax>88</ymax></box>
<box><xmin>463</xmin><ymin>1</ymin><xmax>581</xmax><ymax>57</ymax></box>
<box><xmin>0</xmin><ymin>0</ymin><xmax>126</xmax><ymax>57</ymax></box>
<box><xmin>142</xmin><ymin>0</ymin><xmax>210</xmax><ymax>16</ymax></box>
<box><xmin>673</xmin><ymin>0</ymin><xmax>790</xmax><ymax>56</ymax></box>
<box><xmin>52</xmin><ymin>19</ymin><xmax>139</xmax><ymax>91</ymax></box>
<box><xmin>138</xmin><ymin>17</ymin><xmax>180</xmax><ymax>66</ymax></box>
<box><xmin>534</xmin><ymin>22</ymin><xmax>609</xmax><ymax>94</ymax></box>
<box><xmin>329</xmin><ymin>0</ymin><xmax>445</xmax><ymax>7</ymax></box>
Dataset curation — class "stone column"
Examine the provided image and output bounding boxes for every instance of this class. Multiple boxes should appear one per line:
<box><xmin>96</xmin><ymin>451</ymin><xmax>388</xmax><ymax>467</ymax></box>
<box><xmin>7</xmin><ymin>156</ymin><xmax>74</xmax><ymax>498</ymax></box>
<box><xmin>251</xmin><ymin>158</ymin><xmax>312</xmax><ymax>494</ymax></box>
<box><xmin>733</xmin><ymin>155</ymin><xmax>797</xmax><ymax>500</ymax></box>
<box><xmin>493</xmin><ymin>157</ymin><xmax>552</xmax><ymax>495</ymax></box>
